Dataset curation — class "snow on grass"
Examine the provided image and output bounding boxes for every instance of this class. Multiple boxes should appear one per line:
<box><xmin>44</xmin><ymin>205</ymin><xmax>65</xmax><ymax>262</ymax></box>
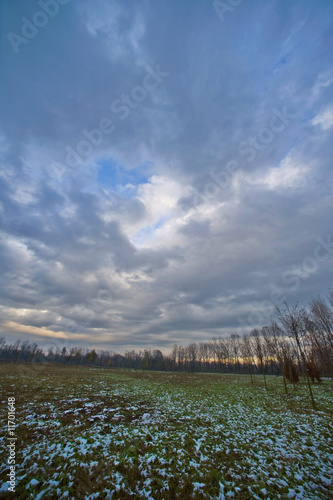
<box><xmin>0</xmin><ymin>366</ymin><xmax>332</xmax><ymax>499</ymax></box>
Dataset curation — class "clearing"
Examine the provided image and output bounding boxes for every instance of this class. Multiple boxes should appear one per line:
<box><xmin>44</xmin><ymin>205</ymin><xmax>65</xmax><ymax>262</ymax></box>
<box><xmin>0</xmin><ymin>364</ymin><xmax>332</xmax><ymax>499</ymax></box>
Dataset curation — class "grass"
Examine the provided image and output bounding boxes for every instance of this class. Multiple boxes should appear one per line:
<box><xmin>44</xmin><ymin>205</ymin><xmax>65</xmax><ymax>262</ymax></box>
<box><xmin>0</xmin><ymin>364</ymin><xmax>332</xmax><ymax>499</ymax></box>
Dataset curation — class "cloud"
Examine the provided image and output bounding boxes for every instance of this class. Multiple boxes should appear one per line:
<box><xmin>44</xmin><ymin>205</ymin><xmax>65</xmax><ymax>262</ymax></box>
<box><xmin>312</xmin><ymin>105</ymin><xmax>333</xmax><ymax>130</ymax></box>
<box><xmin>0</xmin><ymin>0</ymin><xmax>332</xmax><ymax>351</ymax></box>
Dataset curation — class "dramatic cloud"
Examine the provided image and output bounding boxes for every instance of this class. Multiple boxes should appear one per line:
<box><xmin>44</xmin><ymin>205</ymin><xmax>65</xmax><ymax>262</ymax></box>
<box><xmin>0</xmin><ymin>0</ymin><xmax>332</xmax><ymax>352</ymax></box>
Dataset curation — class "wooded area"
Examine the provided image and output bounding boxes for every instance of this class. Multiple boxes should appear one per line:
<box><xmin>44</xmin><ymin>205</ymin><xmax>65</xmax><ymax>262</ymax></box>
<box><xmin>1</xmin><ymin>293</ymin><xmax>332</xmax><ymax>386</ymax></box>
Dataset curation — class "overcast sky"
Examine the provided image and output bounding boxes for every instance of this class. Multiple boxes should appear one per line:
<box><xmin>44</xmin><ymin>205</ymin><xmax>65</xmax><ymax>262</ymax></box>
<box><xmin>0</xmin><ymin>0</ymin><xmax>332</xmax><ymax>353</ymax></box>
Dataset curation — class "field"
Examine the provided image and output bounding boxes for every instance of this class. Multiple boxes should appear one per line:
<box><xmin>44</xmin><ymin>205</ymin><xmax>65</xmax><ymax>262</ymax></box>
<box><xmin>0</xmin><ymin>364</ymin><xmax>333</xmax><ymax>499</ymax></box>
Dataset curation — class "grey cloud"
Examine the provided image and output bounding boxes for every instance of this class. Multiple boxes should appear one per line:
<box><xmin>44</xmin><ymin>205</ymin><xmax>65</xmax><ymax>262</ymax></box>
<box><xmin>0</xmin><ymin>0</ymin><xmax>332</xmax><ymax>350</ymax></box>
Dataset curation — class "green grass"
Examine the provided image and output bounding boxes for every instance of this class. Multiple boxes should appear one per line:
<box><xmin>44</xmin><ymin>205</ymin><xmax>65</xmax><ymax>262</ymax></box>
<box><xmin>0</xmin><ymin>364</ymin><xmax>332</xmax><ymax>499</ymax></box>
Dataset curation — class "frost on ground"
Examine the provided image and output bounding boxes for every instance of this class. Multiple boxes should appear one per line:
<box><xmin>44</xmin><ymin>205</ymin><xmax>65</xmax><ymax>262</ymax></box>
<box><xmin>0</xmin><ymin>365</ymin><xmax>332</xmax><ymax>499</ymax></box>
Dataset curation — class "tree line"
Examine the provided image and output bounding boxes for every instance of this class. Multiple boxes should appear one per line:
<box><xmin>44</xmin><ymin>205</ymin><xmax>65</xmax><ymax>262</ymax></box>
<box><xmin>1</xmin><ymin>292</ymin><xmax>332</xmax><ymax>407</ymax></box>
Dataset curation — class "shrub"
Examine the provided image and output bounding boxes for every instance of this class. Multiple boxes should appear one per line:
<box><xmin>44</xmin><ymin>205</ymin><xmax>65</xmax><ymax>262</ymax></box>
<box><xmin>283</xmin><ymin>360</ymin><xmax>299</xmax><ymax>384</ymax></box>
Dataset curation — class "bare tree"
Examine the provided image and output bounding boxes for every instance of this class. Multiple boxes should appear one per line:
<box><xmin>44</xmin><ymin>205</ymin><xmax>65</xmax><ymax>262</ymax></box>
<box><xmin>262</xmin><ymin>322</ymin><xmax>289</xmax><ymax>394</ymax></box>
<box><xmin>250</xmin><ymin>328</ymin><xmax>268</xmax><ymax>389</ymax></box>
<box><xmin>177</xmin><ymin>345</ymin><xmax>185</xmax><ymax>371</ymax></box>
<box><xmin>212</xmin><ymin>338</ymin><xmax>224</xmax><ymax>372</ymax></box>
<box><xmin>308</xmin><ymin>296</ymin><xmax>333</xmax><ymax>376</ymax></box>
<box><xmin>275</xmin><ymin>302</ymin><xmax>316</xmax><ymax>409</ymax></box>
<box><xmin>241</xmin><ymin>333</ymin><xmax>256</xmax><ymax>384</ymax></box>
<box><xmin>187</xmin><ymin>342</ymin><xmax>198</xmax><ymax>372</ymax></box>
<box><xmin>229</xmin><ymin>334</ymin><xmax>241</xmax><ymax>372</ymax></box>
<box><xmin>170</xmin><ymin>344</ymin><xmax>178</xmax><ymax>370</ymax></box>
<box><xmin>199</xmin><ymin>342</ymin><xmax>211</xmax><ymax>372</ymax></box>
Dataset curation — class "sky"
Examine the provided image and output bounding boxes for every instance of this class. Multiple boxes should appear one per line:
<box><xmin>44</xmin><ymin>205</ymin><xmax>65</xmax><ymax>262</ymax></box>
<box><xmin>0</xmin><ymin>0</ymin><xmax>332</xmax><ymax>353</ymax></box>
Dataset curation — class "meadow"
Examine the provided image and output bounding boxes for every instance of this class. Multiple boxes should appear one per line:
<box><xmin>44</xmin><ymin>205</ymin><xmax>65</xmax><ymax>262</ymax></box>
<box><xmin>0</xmin><ymin>364</ymin><xmax>332</xmax><ymax>499</ymax></box>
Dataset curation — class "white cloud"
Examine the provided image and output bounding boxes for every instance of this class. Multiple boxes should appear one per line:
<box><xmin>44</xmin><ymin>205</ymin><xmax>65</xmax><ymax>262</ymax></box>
<box><xmin>312</xmin><ymin>73</ymin><xmax>333</xmax><ymax>99</ymax></box>
<box><xmin>130</xmin><ymin>175</ymin><xmax>188</xmax><ymax>247</ymax></box>
<box><xmin>312</xmin><ymin>105</ymin><xmax>333</xmax><ymax>130</ymax></box>
<box><xmin>248</xmin><ymin>153</ymin><xmax>308</xmax><ymax>191</ymax></box>
<box><xmin>82</xmin><ymin>2</ymin><xmax>146</xmax><ymax>65</ymax></box>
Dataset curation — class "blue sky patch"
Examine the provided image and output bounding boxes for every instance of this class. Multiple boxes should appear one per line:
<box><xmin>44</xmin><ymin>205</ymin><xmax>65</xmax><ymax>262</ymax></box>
<box><xmin>97</xmin><ymin>158</ymin><xmax>152</xmax><ymax>196</ymax></box>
